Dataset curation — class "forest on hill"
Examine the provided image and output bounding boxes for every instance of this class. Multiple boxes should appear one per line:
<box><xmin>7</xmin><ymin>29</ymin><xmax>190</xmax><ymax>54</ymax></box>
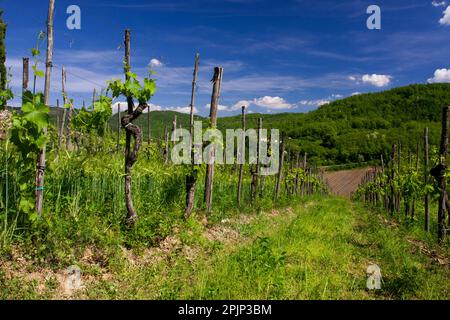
<box><xmin>15</xmin><ymin>83</ymin><xmax>449</xmax><ymax>166</ymax></box>
<box><xmin>102</xmin><ymin>83</ymin><xmax>450</xmax><ymax>165</ymax></box>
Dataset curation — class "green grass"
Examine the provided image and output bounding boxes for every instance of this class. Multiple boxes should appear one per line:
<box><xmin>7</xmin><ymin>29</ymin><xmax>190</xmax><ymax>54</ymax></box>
<box><xmin>0</xmin><ymin>137</ymin><xmax>448</xmax><ymax>300</ymax></box>
<box><xmin>35</xmin><ymin>196</ymin><xmax>446</xmax><ymax>300</ymax></box>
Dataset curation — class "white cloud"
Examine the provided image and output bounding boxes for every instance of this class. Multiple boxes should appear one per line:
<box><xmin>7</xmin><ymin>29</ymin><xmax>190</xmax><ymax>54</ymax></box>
<box><xmin>427</xmin><ymin>68</ymin><xmax>450</xmax><ymax>83</ymax></box>
<box><xmin>149</xmin><ymin>58</ymin><xmax>164</xmax><ymax>68</ymax></box>
<box><xmin>439</xmin><ymin>6</ymin><xmax>450</xmax><ymax>24</ymax></box>
<box><xmin>230</xmin><ymin>96</ymin><xmax>294</xmax><ymax>110</ymax></box>
<box><xmin>432</xmin><ymin>1</ymin><xmax>447</xmax><ymax>7</ymax></box>
<box><xmin>205</xmin><ymin>103</ymin><xmax>230</xmax><ymax>111</ymax></box>
<box><xmin>6</xmin><ymin>56</ymin><xmax>117</xmax><ymax>94</ymax></box>
<box><xmin>165</xmin><ymin>106</ymin><xmax>198</xmax><ymax>114</ymax></box>
<box><xmin>351</xmin><ymin>92</ymin><xmax>362</xmax><ymax>96</ymax></box>
<box><xmin>361</xmin><ymin>74</ymin><xmax>392</xmax><ymax>87</ymax></box>
<box><xmin>298</xmin><ymin>99</ymin><xmax>330</xmax><ymax>107</ymax></box>
<box><xmin>112</xmin><ymin>102</ymin><xmax>164</xmax><ymax>114</ymax></box>
<box><xmin>253</xmin><ymin>96</ymin><xmax>294</xmax><ymax>109</ymax></box>
<box><xmin>231</xmin><ymin>100</ymin><xmax>252</xmax><ymax>110</ymax></box>
<box><xmin>349</xmin><ymin>74</ymin><xmax>391</xmax><ymax>87</ymax></box>
<box><xmin>149</xmin><ymin>104</ymin><xmax>164</xmax><ymax>112</ymax></box>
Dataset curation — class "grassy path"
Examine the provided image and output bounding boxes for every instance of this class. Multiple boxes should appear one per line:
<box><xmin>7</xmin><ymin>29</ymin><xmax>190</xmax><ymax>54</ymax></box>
<box><xmin>1</xmin><ymin>196</ymin><xmax>448</xmax><ymax>299</ymax></box>
<box><xmin>83</xmin><ymin>196</ymin><xmax>448</xmax><ymax>300</ymax></box>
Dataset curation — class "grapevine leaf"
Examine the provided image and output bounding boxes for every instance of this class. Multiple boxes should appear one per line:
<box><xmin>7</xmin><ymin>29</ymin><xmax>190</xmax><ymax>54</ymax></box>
<box><xmin>19</xmin><ymin>198</ymin><xmax>34</xmax><ymax>214</ymax></box>
<box><xmin>23</xmin><ymin>103</ymin><xmax>49</xmax><ymax>131</ymax></box>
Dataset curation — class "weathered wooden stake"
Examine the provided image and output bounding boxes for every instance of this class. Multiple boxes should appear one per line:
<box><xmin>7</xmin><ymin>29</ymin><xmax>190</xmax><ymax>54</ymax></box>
<box><xmin>204</xmin><ymin>67</ymin><xmax>223</xmax><ymax>213</ymax></box>
<box><xmin>91</xmin><ymin>88</ymin><xmax>95</xmax><ymax>106</ymax></box>
<box><xmin>171</xmin><ymin>114</ymin><xmax>177</xmax><ymax>162</ymax></box>
<box><xmin>294</xmin><ymin>152</ymin><xmax>300</xmax><ymax>195</ymax></box>
<box><xmin>117</xmin><ymin>103</ymin><xmax>121</xmax><ymax>152</ymax></box>
<box><xmin>58</xmin><ymin>69</ymin><xmax>67</xmax><ymax>150</ymax></box>
<box><xmin>189</xmin><ymin>53</ymin><xmax>199</xmax><ymax>135</ymax></box>
<box><xmin>237</xmin><ymin>105</ymin><xmax>246</xmax><ymax>206</ymax></box>
<box><xmin>147</xmin><ymin>104</ymin><xmax>151</xmax><ymax>143</ymax></box>
<box><xmin>431</xmin><ymin>107</ymin><xmax>450</xmax><ymax>243</ymax></box>
<box><xmin>424</xmin><ymin>127</ymin><xmax>430</xmax><ymax>232</ymax></box>
<box><xmin>381</xmin><ymin>154</ymin><xmax>388</xmax><ymax>210</ymax></box>
<box><xmin>411</xmin><ymin>140</ymin><xmax>420</xmax><ymax>218</ymax></box>
<box><xmin>274</xmin><ymin>134</ymin><xmax>285</xmax><ymax>200</ymax></box>
<box><xmin>123</xmin><ymin>29</ymin><xmax>136</xmax><ymax>222</ymax></box>
<box><xmin>302</xmin><ymin>152</ymin><xmax>307</xmax><ymax>196</ymax></box>
<box><xmin>56</xmin><ymin>100</ymin><xmax>60</xmax><ymax>145</ymax></box>
<box><xmin>389</xmin><ymin>144</ymin><xmax>396</xmax><ymax>214</ymax></box>
<box><xmin>61</xmin><ymin>68</ymin><xmax>72</xmax><ymax>150</ymax></box>
<box><xmin>164</xmin><ymin>126</ymin><xmax>169</xmax><ymax>164</ymax></box>
<box><xmin>250</xmin><ymin>118</ymin><xmax>262</xmax><ymax>202</ymax></box>
<box><xmin>258</xmin><ymin>118</ymin><xmax>264</xmax><ymax>198</ymax></box>
<box><xmin>397</xmin><ymin>142</ymin><xmax>401</xmax><ymax>213</ymax></box>
<box><xmin>22</xmin><ymin>57</ymin><xmax>29</xmax><ymax>96</ymax></box>
<box><xmin>35</xmin><ymin>0</ymin><xmax>54</xmax><ymax>216</ymax></box>
<box><xmin>185</xmin><ymin>53</ymin><xmax>200</xmax><ymax>217</ymax></box>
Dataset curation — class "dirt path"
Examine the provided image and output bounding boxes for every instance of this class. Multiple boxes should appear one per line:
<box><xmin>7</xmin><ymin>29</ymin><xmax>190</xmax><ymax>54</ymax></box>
<box><xmin>324</xmin><ymin>167</ymin><xmax>374</xmax><ymax>198</ymax></box>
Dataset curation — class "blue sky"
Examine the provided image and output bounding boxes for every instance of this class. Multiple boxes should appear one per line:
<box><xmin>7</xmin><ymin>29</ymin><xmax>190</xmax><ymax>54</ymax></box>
<box><xmin>2</xmin><ymin>0</ymin><xmax>450</xmax><ymax>116</ymax></box>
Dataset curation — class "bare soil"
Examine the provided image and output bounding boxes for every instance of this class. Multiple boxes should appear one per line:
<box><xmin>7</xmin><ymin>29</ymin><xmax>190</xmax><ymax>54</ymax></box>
<box><xmin>324</xmin><ymin>167</ymin><xmax>375</xmax><ymax>198</ymax></box>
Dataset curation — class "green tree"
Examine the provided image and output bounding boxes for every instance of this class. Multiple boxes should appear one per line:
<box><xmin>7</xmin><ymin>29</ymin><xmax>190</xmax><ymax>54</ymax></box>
<box><xmin>0</xmin><ymin>10</ymin><xmax>7</xmax><ymax>94</ymax></box>
<box><xmin>0</xmin><ymin>10</ymin><xmax>9</xmax><ymax>110</ymax></box>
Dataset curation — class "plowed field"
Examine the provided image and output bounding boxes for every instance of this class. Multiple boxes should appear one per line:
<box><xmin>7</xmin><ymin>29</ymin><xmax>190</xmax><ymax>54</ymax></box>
<box><xmin>324</xmin><ymin>167</ymin><xmax>374</xmax><ymax>198</ymax></box>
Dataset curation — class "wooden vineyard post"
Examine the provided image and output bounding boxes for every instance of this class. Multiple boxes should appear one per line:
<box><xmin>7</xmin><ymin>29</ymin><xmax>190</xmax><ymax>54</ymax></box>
<box><xmin>204</xmin><ymin>67</ymin><xmax>223</xmax><ymax>213</ymax></box>
<box><xmin>172</xmin><ymin>114</ymin><xmax>177</xmax><ymax>134</ymax></box>
<box><xmin>92</xmin><ymin>88</ymin><xmax>96</xmax><ymax>107</ymax></box>
<box><xmin>424</xmin><ymin>127</ymin><xmax>430</xmax><ymax>232</ymax></box>
<box><xmin>302</xmin><ymin>153</ymin><xmax>307</xmax><ymax>196</ymax></box>
<box><xmin>185</xmin><ymin>53</ymin><xmax>200</xmax><ymax>217</ymax></box>
<box><xmin>164</xmin><ymin>126</ymin><xmax>169</xmax><ymax>164</ymax></box>
<box><xmin>147</xmin><ymin>104</ymin><xmax>151</xmax><ymax>143</ymax></box>
<box><xmin>123</xmin><ymin>28</ymin><xmax>136</xmax><ymax>222</ymax></box>
<box><xmin>56</xmin><ymin>100</ymin><xmax>60</xmax><ymax>148</ymax></box>
<box><xmin>374</xmin><ymin>168</ymin><xmax>378</xmax><ymax>205</ymax></box>
<box><xmin>189</xmin><ymin>53</ymin><xmax>199</xmax><ymax>135</ymax></box>
<box><xmin>56</xmin><ymin>99</ymin><xmax>60</xmax><ymax>146</ymax></box>
<box><xmin>237</xmin><ymin>105</ymin><xmax>246</xmax><ymax>206</ymax></box>
<box><xmin>389</xmin><ymin>144</ymin><xmax>396</xmax><ymax>214</ymax></box>
<box><xmin>294</xmin><ymin>152</ymin><xmax>300</xmax><ymax>195</ymax></box>
<box><xmin>412</xmin><ymin>140</ymin><xmax>420</xmax><ymax>218</ymax></box>
<box><xmin>396</xmin><ymin>143</ymin><xmax>401</xmax><ymax>213</ymax></box>
<box><xmin>431</xmin><ymin>107</ymin><xmax>450</xmax><ymax>243</ymax></box>
<box><xmin>274</xmin><ymin>133</ymin><xmax>285</xmax><ymax>201</ymax></box>
<box><xmin>405</xmin><ymin>149</ymin><xmax>411</xmax><ymax>217</ymax></box>
<box><xmin>62</xmin><ymin>68</ymin><xmax>72</xmax><ymax>150</ymax></box>
<box><xmin>58</xmin><ymin>68</ymin><xmax>67</xmax><ymax>150</ymax></box>
<box><xmin>259</xmin><ymin>118</ymin><xmax>265</xmax><ymax>199</ymax></box>
<box><xmin>171</xmin><ymin>114</ymin><xmax>177</xmax><ymax>163</ymax></box>
<box><xmin>35</xmin><ymin>0</ymin><xmax>54</xmax><ymax>216</ymax></box>
<box><xmin>284</xmin><ymin>148</ymin><xmax>291</xmax><ymax>196</ymax></box>
<box><xmin>22</xmin><ymin>57</ymin><xmax>29</xmax><ymax>95</ymax></box>
<box><xmin>250</xmin><ymin>118</ymin><xmax>262</xmax><ymax>202</ymax></box>
<box><xmin>308</xmin><ymin>167</ymin><xmax>312</xmax><ymax>195</ymax></box>
<box><xmin>381</xmin><ymin>154</ymin><xmax>388</xmax><ymax>210</ymax></box>
<box><xmin>117</xmin><ymin>103</ymin><xmax>121</xmax><ymax>152</ymax></box>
